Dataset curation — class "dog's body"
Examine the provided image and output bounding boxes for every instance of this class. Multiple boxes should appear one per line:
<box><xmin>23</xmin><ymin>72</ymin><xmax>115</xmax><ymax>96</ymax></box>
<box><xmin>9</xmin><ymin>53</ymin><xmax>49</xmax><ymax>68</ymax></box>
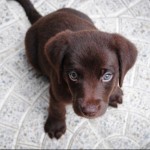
<box><xmin>15</xmin><ymin>0</ymin><xmax>137</xmax><ymax>139</ymax></box>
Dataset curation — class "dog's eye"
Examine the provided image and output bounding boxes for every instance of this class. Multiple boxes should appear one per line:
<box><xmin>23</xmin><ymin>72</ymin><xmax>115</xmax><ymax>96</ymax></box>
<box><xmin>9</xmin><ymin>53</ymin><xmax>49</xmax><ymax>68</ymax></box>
<box><xmin>68</xmin><ymin>71</ymin><xmax>78</xmax><ymax>81</ymax></box>
<box><xmin>102</xmin><ymin>72</ymin><xmax>113</xmax><ymax>82</ymax></box>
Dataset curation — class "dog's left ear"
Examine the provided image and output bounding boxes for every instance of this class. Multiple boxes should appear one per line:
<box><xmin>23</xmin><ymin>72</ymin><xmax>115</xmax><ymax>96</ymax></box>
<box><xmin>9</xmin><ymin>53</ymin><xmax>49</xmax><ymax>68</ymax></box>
<box><xmin>44</xmin><ymin>30</ymin><xmax>72</xmax><ymax>83</ymax></box>
<box><xmin>112</xmin><ymin>34</ymin><xmax>138</xmax><ymax>87</ymax></box>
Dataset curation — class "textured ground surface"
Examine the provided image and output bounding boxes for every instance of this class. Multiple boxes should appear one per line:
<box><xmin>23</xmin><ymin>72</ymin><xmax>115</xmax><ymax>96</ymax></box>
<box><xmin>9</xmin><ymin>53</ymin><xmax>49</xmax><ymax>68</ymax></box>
<box><xmin>0</xmin><ymin>0</ymin><xmax>150</xmax><ymax>149</ymax></box>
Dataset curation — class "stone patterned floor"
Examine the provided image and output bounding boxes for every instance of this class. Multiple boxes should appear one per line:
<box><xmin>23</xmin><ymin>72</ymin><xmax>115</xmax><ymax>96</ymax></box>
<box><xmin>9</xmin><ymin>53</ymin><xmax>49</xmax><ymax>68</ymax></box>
<box><xmin>0</xmin><ymin>0</ymin><xmax>150</xmax><ymax>149</ymax></box>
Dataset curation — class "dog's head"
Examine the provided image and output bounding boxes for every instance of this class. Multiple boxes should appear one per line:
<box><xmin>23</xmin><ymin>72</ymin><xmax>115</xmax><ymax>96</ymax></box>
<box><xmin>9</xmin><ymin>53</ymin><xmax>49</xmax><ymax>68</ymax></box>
<box><xmin>45</xmin><ymin>30</ymin><xmax>137</xmax><ymax>118</ymax></box>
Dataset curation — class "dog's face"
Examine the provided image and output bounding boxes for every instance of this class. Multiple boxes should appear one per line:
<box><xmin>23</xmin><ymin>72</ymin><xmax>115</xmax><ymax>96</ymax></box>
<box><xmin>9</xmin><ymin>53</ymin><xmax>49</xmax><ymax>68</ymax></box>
<box><xmin>62</xmin><ymin>39</ymin><xmax>119</xmax><ymax>118</ymax></box>
<box><xmin>45</xmin><ymin>30</ymin><xmax>137</xmax><ymax>118</ymax></box>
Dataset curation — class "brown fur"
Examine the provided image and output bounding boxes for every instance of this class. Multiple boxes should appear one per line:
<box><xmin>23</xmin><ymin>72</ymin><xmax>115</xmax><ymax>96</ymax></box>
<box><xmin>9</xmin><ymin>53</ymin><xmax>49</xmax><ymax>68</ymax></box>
<box><xmin>15</xmin><ymin>0</ymin><xmax>137</xmax><ymax>139</ymax></box>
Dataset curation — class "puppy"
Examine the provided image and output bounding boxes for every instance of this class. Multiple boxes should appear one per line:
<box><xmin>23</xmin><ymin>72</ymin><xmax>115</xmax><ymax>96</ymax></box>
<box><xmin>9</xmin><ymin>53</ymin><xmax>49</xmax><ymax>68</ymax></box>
<box><xmin>14</xmin><ymin>0</ymin><xmax>137</xmax><ymax>139</ymax></box>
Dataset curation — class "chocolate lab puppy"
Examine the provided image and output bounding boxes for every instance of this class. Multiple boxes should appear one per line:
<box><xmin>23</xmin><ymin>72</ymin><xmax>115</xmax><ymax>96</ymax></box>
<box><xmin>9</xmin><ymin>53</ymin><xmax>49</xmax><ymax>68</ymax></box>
<box><xmin>14</xmin><ymin>0</ymin><xmax>137</xmax><ymax>139</ymax></box>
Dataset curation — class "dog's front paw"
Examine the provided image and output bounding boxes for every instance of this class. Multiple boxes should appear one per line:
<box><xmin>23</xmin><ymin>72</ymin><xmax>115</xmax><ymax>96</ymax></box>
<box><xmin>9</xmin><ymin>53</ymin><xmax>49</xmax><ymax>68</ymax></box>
<box><xmin>44</xmin><ymin>117</ymin><xmax>66</xmax><ymax>139</ymax></box>
<box><xmin>109</xmin><ymin>87</ymin><xmax>123</xmax><ymax>108</ymax></box>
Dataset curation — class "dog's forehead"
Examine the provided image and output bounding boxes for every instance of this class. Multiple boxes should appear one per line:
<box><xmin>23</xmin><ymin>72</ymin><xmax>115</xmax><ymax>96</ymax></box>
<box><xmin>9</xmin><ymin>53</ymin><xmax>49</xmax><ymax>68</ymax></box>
<box><xmin>69</xmin><ymin>42</ymin><xmax>118</xmax><ymax>71</ymax></box>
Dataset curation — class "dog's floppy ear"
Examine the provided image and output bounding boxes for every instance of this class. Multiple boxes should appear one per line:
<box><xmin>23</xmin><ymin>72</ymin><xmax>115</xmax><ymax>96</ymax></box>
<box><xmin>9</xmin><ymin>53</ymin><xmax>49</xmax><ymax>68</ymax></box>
<box><xmin>112</xmin><ymin>34</ymin><xmax>137</xmax><ymax>87</ymax></box>
<box><xmin>44</xmin><ymin>30</ymin><xmax>72</xmax><ymax>83</ymax></box>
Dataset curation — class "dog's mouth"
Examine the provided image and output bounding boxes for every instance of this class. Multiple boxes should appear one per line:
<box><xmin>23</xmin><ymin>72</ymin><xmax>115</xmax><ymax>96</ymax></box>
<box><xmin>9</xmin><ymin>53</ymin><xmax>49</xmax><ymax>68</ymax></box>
<box><xmin>80</xmin><ymin>105</ymin><xmax>107</xmax><ymax>119</ymax></box>
<box><xmin>72</xmin><ymin>97</ymin><xmax>108</xmax><ymax>119</ymax></box>
<box><xmin>79</xmin><ymin>109</ymin><xmax>102</xmax><ymax>119</ymax></box>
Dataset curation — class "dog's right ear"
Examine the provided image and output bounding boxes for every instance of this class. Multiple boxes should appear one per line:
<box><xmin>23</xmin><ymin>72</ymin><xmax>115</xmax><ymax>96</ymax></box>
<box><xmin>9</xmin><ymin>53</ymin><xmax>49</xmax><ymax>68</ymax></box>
<box><xmin>44</xmin><ymin>30</ymin><xmax>72</xmax><ymax>82</ymax></box>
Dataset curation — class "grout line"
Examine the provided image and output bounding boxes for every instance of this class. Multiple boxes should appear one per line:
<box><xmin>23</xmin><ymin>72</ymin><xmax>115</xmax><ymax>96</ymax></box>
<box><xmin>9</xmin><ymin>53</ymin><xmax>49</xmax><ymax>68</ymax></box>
<box><xmin>120</xmin><ymin>0</ymin><xmax>135</xmax><ymax>17</ymax></box>
<box><xmin>117</xmin><ymin>108</ymin><xmax>150</xmax><ymax>124</ymax></box>
<box><xmin>0</xmin><ymin>17</ymin><xmax>19</xmax><ymax>31</ymax></box>
<box><xmin>0</xmin><ymin>20</ymin><xmax>17</xmax><ymax>31</ymax></box>
<box><xmin>121</xmin><ymin>0</ymin><xmax>142</xmax><ymax>9</ymax></box>
<box><xmin>0</xmin><ymin>42</ymin><xmax>24</xmax><ymax>64</ymax></box>
<box><xmin>120</xmin><ymin>16</ymin><xmax>150</xmax><ymax>22</ymax></box>
<box><xmin>123</xmin><ymin>86</ymin><xmax>150</xmax><ymax>95</ymax></box>
<box><xmin>15</xmin><ymin>142</ymin><xmax>39</xmax><ymax>149</ymax></box>
<box><xmin>66</xmin><ymin>0</ymin><xmax>76</xmax><ymax>7</ymax></box>
<box><xmin>88</xmin><ymin>120</ymin><xmax>103</xmax><ymax>140</ymax></box>
<box><xmin>120</xmin><ymin>36</ymin><xmax>150</xmax><ymax>45</ymax></box>
<box><xmin>13</xmin><ymin>85</ymin><xmax>49</xmax><ymax>148</ymax></box>
<box><xmin>0</xmin><ymin>69</ymin><xmax>19</xmax><ymax>111</ymax></box>
<box><xmin>0</xmin><ymin>122</ymin><xmax>18</xmax><ymax>130</ymax></box>
<box><xmin>123</xmin><ymin>111</ymin><xmax>129</xmax><ymax>135</ymax></box>
<box><xmin>116</xmin><ymin>17</ymin><xmax>119</xmax><ymax>33</ymax></box>
<box><xmin>128</xmin><ymin>0</ymin><xmax>142</xmax><ymax>8</ymax></box>
<box><xmin>11</xmin><ymin>92</ymin><xmax>33</xmax><ymax>105</ymax></box>
<box><xmin>93</xmin><ymin>139</ymin><xmax>105</xmax><ymax>149</ymax></box>
<box><xmin>64</xmin><ymin>130</ymin><xmax>74</xmax><ymax>149</ymax></box>
<box><xmin>104</xmin><ymin>134</ymin><xmax>140</xmax><ymax>148</ymax></box>
<box><xmin>14</xmin><ymin>142</ymin><xmax>39</xmax><ymax>149</ymax></box>
<box><xmin>89</xmin><ymin>16</ymin><xmax>150</xmax><ymax>22</ymax></box>
<box><xmin>14</xmin><ymin>97</ymin><xmax>40</xmax><ymax>148</ymax></box>
<box><xmin>66</xmin><ymin>121</ymin><xmax>88</xmax><ymax>149</ymax></box>
<box><xmin>39</xmin><ymin>133</ymin><xmax>47</xmax><ymax>149</ymax></box>
<box><xmin>103</xmin><ymin>140</ymin><xmax>111</xmax><ymax>149</ymax></box>
<box><xmin>127</xmin><ymin>65</ymin><xmax>137</xmax><ymax>87</ymax></box>
<box><xmin>34</xmin><ymin>0</ymin><xmax>45</xmax><ymax>8</ymax></box>
<box><xmin>46</xmin><ymin>1</ymin><xmax>59</xmax><ymax>9</ymax></box>
<box><xmin>6</xmin><ymin>0</ymin><xmax>19</xmax><ymax>21</ymax></box>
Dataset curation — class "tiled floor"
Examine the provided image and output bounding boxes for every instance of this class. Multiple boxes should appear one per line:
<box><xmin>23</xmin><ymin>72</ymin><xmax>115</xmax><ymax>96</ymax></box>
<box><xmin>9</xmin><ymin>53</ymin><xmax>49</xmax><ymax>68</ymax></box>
<box><xmin>0</xmin><ymin>0</ymin><xmax>150</xmax><ymax>149</ymax></box>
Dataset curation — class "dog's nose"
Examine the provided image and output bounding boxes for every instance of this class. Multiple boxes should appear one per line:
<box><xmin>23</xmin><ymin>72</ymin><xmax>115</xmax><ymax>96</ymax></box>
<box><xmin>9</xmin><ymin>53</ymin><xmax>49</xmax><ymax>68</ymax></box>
<box><xmin>80</xmin><ymin>101</ymin><xmax>101</xmax><ymax>117</ymax></box>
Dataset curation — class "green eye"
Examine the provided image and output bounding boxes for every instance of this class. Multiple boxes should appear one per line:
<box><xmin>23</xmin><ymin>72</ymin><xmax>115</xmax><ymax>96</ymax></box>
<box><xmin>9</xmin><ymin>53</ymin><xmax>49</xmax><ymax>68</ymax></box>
<box><xmin>68</xmin><ymin>71</ymin><xmax>78</xmax><ymax>81</ymax></box>
<box><xmin>102</xmin><ymin>72</ymin><xmax>113</xmax><ymax>82</ymax></box>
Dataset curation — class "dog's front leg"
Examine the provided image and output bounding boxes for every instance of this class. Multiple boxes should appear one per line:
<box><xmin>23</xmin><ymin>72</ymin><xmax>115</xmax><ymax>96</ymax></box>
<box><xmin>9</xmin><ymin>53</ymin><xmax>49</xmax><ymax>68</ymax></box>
<box><xmin>109</xmin><ymin>87</ymin><xmax>123</xmax><ymax>108</ymax></box>
<box><xmin>44</xmin><ymin>91</ymin><xmax>66</xmax><ymax>139</ymax></box>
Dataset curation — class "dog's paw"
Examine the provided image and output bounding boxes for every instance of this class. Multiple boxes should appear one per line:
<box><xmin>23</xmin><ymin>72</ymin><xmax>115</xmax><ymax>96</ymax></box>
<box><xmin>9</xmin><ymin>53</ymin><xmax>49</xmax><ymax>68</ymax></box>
<box><xmin>109</xmin><ymin>87</ymin><xmax>123</xmax><ymax>108</ymax></box>
<box><xmin>44</xmin><ymin>117</ymin><xmax>66</xmax><ymax>139</ymax></box>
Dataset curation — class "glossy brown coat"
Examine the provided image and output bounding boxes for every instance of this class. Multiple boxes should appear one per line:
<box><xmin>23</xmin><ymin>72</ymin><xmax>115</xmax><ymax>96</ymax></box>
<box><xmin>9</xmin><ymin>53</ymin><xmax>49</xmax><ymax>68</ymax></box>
<box><xmin>15</xmin><ymin>0</ymin><xmax>137</xmax><ymax>139</ymax></box>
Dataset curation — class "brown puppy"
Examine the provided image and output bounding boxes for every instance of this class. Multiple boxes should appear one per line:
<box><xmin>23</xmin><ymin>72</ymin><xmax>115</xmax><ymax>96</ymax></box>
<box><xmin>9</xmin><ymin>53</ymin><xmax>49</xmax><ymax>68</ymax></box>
<box><xmin>14</xmin><ymin>0</ymin><xmax>137</xmax><ymax>139</ymax></box>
